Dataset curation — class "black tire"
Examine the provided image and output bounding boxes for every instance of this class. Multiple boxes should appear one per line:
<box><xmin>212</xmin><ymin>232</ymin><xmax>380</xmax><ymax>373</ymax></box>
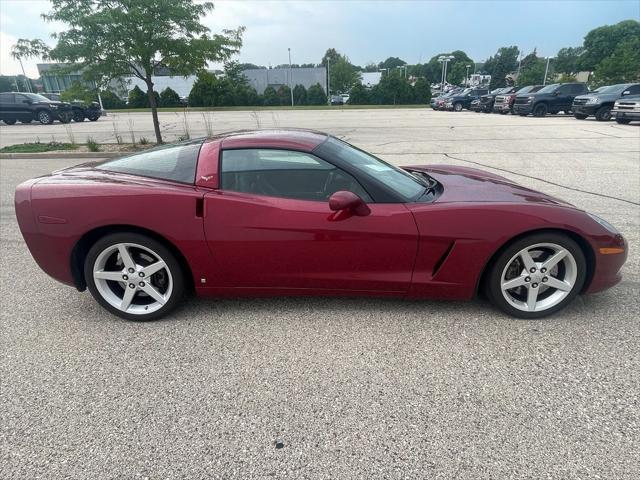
<box><xmin>485</xmin><ymin>232</ymin><xmax>587</xmax><ymax>319</ymax></box>
<box><xmin>533</xmin><ymin>103</ymin><xmax>548</xmax><ymax>117</ymax></box>
<box><xmin>72</xmin><ymin>109</ymin><xmax>85</xmax><ymax>122</ymax></box>
<box><xmin>595</xmin><ymin>106</ymin><xmax>612</xmax><ymax>122</ymax></box>
<box><xmin>616</xmin><ymin>118</ymin><xmax>631</xmax><ymax>124</ymax></box>
<box><xmin>453</xmin><ymin>102</ymin><xmax>463</xmax><ymax>112</ymax></box>
<box><xmin>58</xmin><ymin>111</ymin><xmax>73</xmax><ymax>124</ymax></box>
<box><xmin>88</xmin><ymin>114</ymin><xmax>100</xmax><ymax>121</ymax></box>
<box><xmin>3</xmin><ymin>118</ymin><xmax>17</xmax><ymax>125</ymax></box>
<box><xmin>37</xmin><ymin>110</ymin><xmax>54</xmax><ymax>125</ymax></box>
<box><xmin>573</xmin><ymin>114</ymin><xmax>588</xmax><ymax>120</ymax></box>
<box><xmin>84</xmin><ymin>232</ymin><xmax>185</xmax><ymax>321</ymax></box>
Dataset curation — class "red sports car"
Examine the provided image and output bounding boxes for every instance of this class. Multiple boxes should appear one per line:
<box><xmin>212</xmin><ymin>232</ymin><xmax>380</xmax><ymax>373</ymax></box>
<box><xmin>15</xmin><ymin>129</ymin><xmax>627</xmax><ymax>321</ymax></box>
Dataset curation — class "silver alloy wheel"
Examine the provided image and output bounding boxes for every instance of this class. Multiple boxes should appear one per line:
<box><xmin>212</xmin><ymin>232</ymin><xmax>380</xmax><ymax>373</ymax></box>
<box><xmin>38</xmin><ymin>111</ymin><xmax>51</xmax><ymax>124</ymax></box>
<box><xmin>92</xmin><ymin>242</ymin><xmax>173</xmax><ymax>316</ymax></box>
<box><xmin>500</xmin><ymin>242</ymin><xmax>577</xmax><ymax>313</ymax></box>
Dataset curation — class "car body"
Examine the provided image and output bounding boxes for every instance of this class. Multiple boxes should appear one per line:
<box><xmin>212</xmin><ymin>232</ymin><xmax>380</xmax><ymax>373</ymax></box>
<box><xmin>512</xmin><ymin>83</ymin><xmax>589</xmax><ymax>117</ymax></box>
<box><xmin>0</xmin><ymin>92</ymin><xmax>74</xmax><ymax>125</ymax></box>
<box><xmin>477</xmin><ymin>87</ymin><xmax>518</xmax><ymax>113</ymax></box>
<box><xmin>330</xmin><ymin>95</ymin><xmax>344</xmax><ymax>105</ymax></box>
<box><xmin>444</xmin><ymin>87</ymin><xmax>490</xmax><ymax>111</ymax></box>
<box><xmin>42</xmin><ymin>93</ymin><xmax>103</xmax><ymax>122</ymax></box>
<box><xmin>15</xmin><ymin>130</ymin><xmax>627</xmax><ymax>321</ymax></box>
<box><xmin>573</xmin><ymin>84</ymin><xmax>640</xmax><ymax>121</ymax></box>
<box><xmin>611</xmin><ymin>94</ymin><xmax>640</xmax><ymax>124</ymax></box>
<box><xmin>493</xmin><ymin>85</ymin><xmax>543</xmax><ymax>114</ymax></box>
<box><xmin>470</xmin><ymin>98</ymin><xmax>483</xmax><ymax>112</ymax></box>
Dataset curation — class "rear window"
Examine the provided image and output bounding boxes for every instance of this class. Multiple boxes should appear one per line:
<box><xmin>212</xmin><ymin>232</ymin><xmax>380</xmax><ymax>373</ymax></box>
<box><xmin>95</xmin><ymin>139</ymin><xmax>203</xmax><ymax>184</ymax></box>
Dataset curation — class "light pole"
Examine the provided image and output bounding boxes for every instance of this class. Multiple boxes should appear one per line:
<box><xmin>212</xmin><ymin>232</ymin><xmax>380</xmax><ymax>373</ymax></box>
<box><xmin>288</xmin><ymin>47</ymin><xmax>294</xmax><ymax>106</ymax></box>
<box><xmin>543</xmin><ymin>56</ymin><xmax>552</xmax><ymax>85</ymax></box>
<box><xmin>438</xmin><ymin>55</ymin><xmax>454</xmax><ymax>93</ymax></box>
<box><xmin>326</xmin><ymin>60</ymin><xmax>330</xmax><ymax>105</ymax></box>
<box><xmin>465</xmin><ymin>64</ymin><xmax>471</xmax><ymax>86</ymax></box>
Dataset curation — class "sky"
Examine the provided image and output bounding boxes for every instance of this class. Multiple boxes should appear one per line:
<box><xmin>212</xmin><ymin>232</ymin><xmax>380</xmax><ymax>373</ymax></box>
<box><xmin>1</xmin><ymin>0</ymin><xmax>639</xmax><ymax>77</ymax></box>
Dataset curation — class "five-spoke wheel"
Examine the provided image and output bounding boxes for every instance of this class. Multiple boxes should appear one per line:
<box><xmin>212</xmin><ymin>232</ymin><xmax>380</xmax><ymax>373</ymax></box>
<box><xmin>486</xmin><ymin>233</ymin><xmax>586</xmax><ymax>319</ymax></box>
<box><xmin>84</xmin><ymin>233</ymin><xmax>184</xmax><ymax>321</ymax></box>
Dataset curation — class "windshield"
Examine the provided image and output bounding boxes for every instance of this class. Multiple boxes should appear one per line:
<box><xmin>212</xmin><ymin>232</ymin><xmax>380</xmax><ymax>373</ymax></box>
<box><xmin>321</xmin><ymin>137</ymin><xmax>425</xmax><ymax>201</ymax></box>
<box><xmin>593</xmin><ymin>84</ymin><xmax>628</xmax><ymax>94</ymax></box>
<box><xmin>536</xmin><ymin>84</ymin><xmax>560</xmax><ymax>94</ymax></box>
<box><xmin>22</xmin><ymin>93</ymin><xmax>51</xmax><ymax>102</ymax></box>
<box><xmin>490</xmin><ymin>88</ymin><xmax>503</xmax><ymax>94</ymax></box>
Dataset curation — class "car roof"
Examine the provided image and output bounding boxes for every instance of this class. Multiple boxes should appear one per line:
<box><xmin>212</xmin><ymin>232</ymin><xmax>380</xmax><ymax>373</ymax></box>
<box><xmin>215</xmin><ymin>129</ymin><xmax>329</xmax><ymax>152</ymax></box>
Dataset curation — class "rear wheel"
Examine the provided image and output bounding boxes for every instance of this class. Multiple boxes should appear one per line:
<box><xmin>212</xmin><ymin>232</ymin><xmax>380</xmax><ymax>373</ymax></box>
<box><xmin>73</xmin><ymin>109</ymin><xmax>85</xmax><ymax>122</ymax></box>
<box><xmin>573</xmin><ymin>114</ymin><xmax>588</xmax><ymax>120</ymax></box>
<box><xmin>84</xmin><ymin>232</ymin><xmax>185</xmax><ymax>321</ymax></box>
<box><xmin>485</xmin><ymin>232</ymin><xmax>586</xmax><ymax>319</ymax></box>
<box><xmin>616</xmin><ymin>118</ymin><xmax>631</xmax><ymax>124</ymax></box>
<box><xmin>3</xmin><ymin>118</ymin><xmax>17</xmax><ymax>125</ymax></box>
<box><xmin>454</xmin><ymin>102</ymin><xmax>463</xmax><ymax>112</ymax></box>
<box><xmin>533</xmin><ymin>104</ymin><xmax>548</xmax><ymax>117</ymax></box>
<box><xmin>58</xmin><ymin>111</ymin><xmax>73</xmax><ymax>123</ymax></box>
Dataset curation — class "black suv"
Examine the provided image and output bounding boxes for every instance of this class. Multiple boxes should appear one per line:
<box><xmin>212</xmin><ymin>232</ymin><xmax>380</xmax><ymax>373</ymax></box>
<box><xmin>444</xmin><ymin>87</ymin><xmax>490</xmax><ymax>111</ymax></box>
<box><xmin>512</xmin><ymin>83</ymin><xmax>589</xmax><ymax>117</ymax></box>
<box><xmin>0</xmin><ymin>92</ymin><xmax>73</xmax><ymax>125</ymax></box>
<box><xmin>493</xmin><ymin>85</ymin><xmax>543</xmax><ymax>114</ymax></box>
<box><xmin>42</xmin><ymin>93</ymin><xmax>102</xmax><ymax>122</ymax></box>
<box><xmin>572</xmin><ymin>83</ymin><xmax>640</xmax><ymax>121</ymax></box>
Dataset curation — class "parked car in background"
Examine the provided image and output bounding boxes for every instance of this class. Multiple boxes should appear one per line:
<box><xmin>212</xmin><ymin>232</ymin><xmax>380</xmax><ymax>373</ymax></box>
<box><xmin>572</xmin><ymin>83</ymin><xmax>640</xmax><ymax>121</ymax></box>
<box><xmin>493</xmin><ymin>85</ymin><xmax>543</xmax><ymax>114</ymax></box>
<box><xmin>330</xmin><ymin>95</ymin><xmax>344</xmax><ymax>106</ymax></box>
<box><xmin>470</xmin><ymin>98</ymin><xmax>482</xmax><ymax>112</ymax></box>
<box><xmin>0</xmin><ymin>92</ymin><xmax>73</xmax><ymax>125</ymax></box>
<box><xmin>42</xmin><ymin>93</ymin><xmax>102</xmax><ymax>122</ymax></box>
<box><xmin>431</xmin><ymin>89</ymin><xmax>463</xmax><ymax>110</ymax></box>
<box><xmin>340</xmin><ymin>93</ymin><xmax>350</xmax><ymax>104</ymax></box>
<box><xmin>612</xmin><ymin>95</ymin><xmax>640</xmax><ymax>124</ymax></box>
<box><xmin>444</xmin><ymin>87</ymin><xmax>490</xmax><ymax>111</ymax></box>
<box><xmin>513</xmin><ymin>83</ymin><xmax>589</xmax><ymax>117</ymax></box>
<box><xmin>478</xmin><ymin>87</ymin><xmax>518</xmax><ymax>113</ymax></box>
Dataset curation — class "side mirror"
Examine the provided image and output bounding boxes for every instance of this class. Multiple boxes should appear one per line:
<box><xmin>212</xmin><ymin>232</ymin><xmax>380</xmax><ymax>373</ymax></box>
<box><xmin>329</xmin><ymin>191</ymin><xmax>370</xmax><ymax>216</ymax></box>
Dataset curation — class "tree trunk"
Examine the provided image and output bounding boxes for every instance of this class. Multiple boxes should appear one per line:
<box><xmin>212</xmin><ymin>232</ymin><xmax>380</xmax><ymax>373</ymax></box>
<box><xmin>145</xmin><ymin>78</ymin><xmax>163</xmax><ymax>144</ymax></box>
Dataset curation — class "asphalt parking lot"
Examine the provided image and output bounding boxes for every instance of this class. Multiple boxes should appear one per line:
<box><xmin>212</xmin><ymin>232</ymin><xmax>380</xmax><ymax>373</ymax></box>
<box><xmin>1</xmin><ymin>109</ymin><xmax>639</xmax><ymax>479</ymax></box>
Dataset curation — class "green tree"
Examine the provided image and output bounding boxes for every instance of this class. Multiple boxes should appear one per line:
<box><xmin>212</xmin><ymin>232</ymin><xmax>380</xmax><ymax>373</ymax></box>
<box><xmin>592</xmin><ymin>36</ymin><xmax>640</xmax><ymax>85</ymax></box>
<box><xmin>348</xmin><ymin>82</ymin><xmax>369</xmax><ymax>105</ymax></box>
<box><xmin>370</xmin><ymin>71</ymin><xmax>414</xmax><ymax>105</ymax></box>
<box><xmin>276</xmin><ymin>85</ymin><xmax>292</xmax><ymax>105</ymax></box>
<box><xmin>263</xmin><ymin>86</ymin><xmax>279</xmax><ymax>106</ymax></box>
<box><xmin>413</xmin><ymin>77</ymin><xmax>431</xmax><ymax>104</ymax></box>
<box><xmin>420</xmin><ymin>50</ymin><xmax>474</xmax><ymax>86</ymax></box>
<box><xmin>378</xmin><ymin>57</ymin><xmax>406</xmax><ymax>70</ymax></box>
<box><xmin>128</xmin><ymin>85</ymin><xmax>148</xmax><ymax>108</ymax></box>
<box><xmin>306</xmin><ymin>83</ymin><xmax>327</xmax><ymax>105</ymax></box>
<box><xmin>0</xmin><ymin>76</ymin><xmax>15</xmax><ymax>92</ymax></box>
<box><xmin>320</xmin><ymin>48</ymin><xmax>341</xmax><ymax>67</ymax></box>
<box><xmin>330</xmin><ymin>56</ymin><xmax>360</xmax><ymax>94</ymax></box>
<box><xmin>517</xmin><ymin>51</ymin><xmax>548</xmax><ymax>86</ymax></box>
<box><xmin>33</xmin><ymin>0</ymin><xmax>243</xmax><ymax>143</ymax></box>
<box><xmin>188</xmin><ymin>71</ymin><xmax>219</xmax><ymax>107</ymax></box>
<box><xmin>578</xmin><ymin>20</ymin><xmax>640</xmax><ymax>71</ymax></box>
<box><xmin>293</xmin><ymin>84</ymin><xmax>307</xmax><ymax>105</ymax></box>
<box><xmin>159</xmin><ymin>87</ymin><xmax>181</xmax><ymax>107</ymax></box>
<box><xmin>60</xmin><ymin>81</ymin><xmax>96</xmax><ymax>104</ymax></box>
<box><xmin>100</xmin><ymin>90</ymin><xmax>125</xmax><ymax>109</ymax></box>
<box><xmin>554</xmin><ymin>47</ymin><xmax>584</xmax><ymax>74</ymax></box>
<box><xmin>484</xmin><ymin>46</ymin><xmax>519</xmax><ymax>89</ymax></box>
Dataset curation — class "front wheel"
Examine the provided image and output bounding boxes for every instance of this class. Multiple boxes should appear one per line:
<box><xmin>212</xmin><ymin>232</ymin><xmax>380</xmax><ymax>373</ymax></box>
<box><xmin>533</xmin><ymin>104</ymin><xmax>548</xmax><ymax>117</ymax></box>
<box><xmin>84</xmin><ymin>233</ymin><xmax>185</xmax><ymax>321</ymax></box>
<box><xmin>485</xmin><ymin>233</ymin><xmax>586</xmax><ymax>319</ymax></box>
<box><xmin>73</xmin><ymin>109</ymin><xmax>85</xmax><ymax>122</ymax></box>
<box><xmin>616</xmin><ymin>118</ymin><xmax>631</xmax><ymax>124</ymax></box>
<box><xmin>574</xmin><ymin>114</ymin><xmax>588</xmax><ymax>120</ymax></box>
<box><xmin>595</xmin><ymin>106</ymin><xmax>612</xmax><ymax>121</ymax></box>
<box><xmin>453</xmin><ymin>102</ymin><xmax>463</xmax><ymax>112</ymax></box>
<box><xmin>37</xmin><ymin>110</ymin><xmax>54</xmax><ymax>124</ymax></box>
<box><xmin>3</xmin><ymin>118</ymin><xmax>17</xmax><ymax>125</ymax></box>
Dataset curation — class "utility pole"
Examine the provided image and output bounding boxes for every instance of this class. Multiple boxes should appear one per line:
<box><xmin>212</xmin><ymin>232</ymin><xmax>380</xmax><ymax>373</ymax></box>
<box><xmin>543</xmin><ymin>56</ymin><xmax>551</xmax><ymax>85</ymax></box>
<box><xmin>438</xmin><ymin>55</ymin><xmax>454</xmax><ymax>93</ymax></box>
<box><xmin>16</xmin><ymin>57</ymin><xmax>32</xmax><ymax>93</ymax></box>
<box><xmin>465</xmin><ymin>64</ymin><xmax>471</xmax><ymax>86</ymax></box>
<box><xmin>288</xmin><ymin>48</ymin><xmax>294</xmax><ymax>106</ymax></box>
<box><xmin>326</xmin><ymin>60</ymin><xmax>330</xmax><ymax>105</ymax></box>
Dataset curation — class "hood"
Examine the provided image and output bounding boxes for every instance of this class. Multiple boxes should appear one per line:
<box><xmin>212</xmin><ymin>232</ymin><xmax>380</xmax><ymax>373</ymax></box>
<box><xmin>404</xmin><ymin>164</ymin><xmax>573</xmax><ymax>207</ymax></box>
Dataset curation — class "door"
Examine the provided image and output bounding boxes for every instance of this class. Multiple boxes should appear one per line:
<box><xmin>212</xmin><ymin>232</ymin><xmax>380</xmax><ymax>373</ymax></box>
<box><xmin>553</xmin><ymin>85</ymin><xmax>573</xmax><ymax>110</ymax></box>
<box><xmin>13</xmin><ymin>94</ymin><xmax>33</xmax><ymax>121</ymax></box>
<box><xmin>202</xmin><ymin>148</ymin><xmax>419</xmax><ymax>292</ymax></box>
<box><xmin>0</xmin><ymin>93</ymin><xmax>17</xmax><ymax>120</ymax></box>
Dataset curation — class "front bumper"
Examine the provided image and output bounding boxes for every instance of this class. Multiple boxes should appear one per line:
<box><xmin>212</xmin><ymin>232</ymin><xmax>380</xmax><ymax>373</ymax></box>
<box><xmin>572</xmin><ymin>104</ymin><xmax>599</xmax><ymax>116</ymax></box>
<box><xmin>613</xmin><ymin>109</ymin><xmax>640</xmax><ymax>120</ymax></box>
<box><xmin>512</xmin><ymin>103</ymin><xmax>533</xmax><ymax>115</ymax></box>
<box><xmin>585</xmin><ymin>233</ymin><xmax>628</xmax><ymax>294</ymax></box>
<box><xmin>493</xmin><ymin>102</ymin><xmax>512</xmax><ymax>112</ymax></box>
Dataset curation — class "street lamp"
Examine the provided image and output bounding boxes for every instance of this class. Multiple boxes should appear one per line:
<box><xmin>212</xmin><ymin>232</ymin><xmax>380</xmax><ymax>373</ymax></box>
<box><xmin>288</xmin><ymin>48</ymin><xmax>294</xmax><ymax>106</ymax></box>
<box><xmin>543</xmin><ymin>56</ymin><xmax>552</xmax><ymax>85</ymax></box>
<box><xmin>465</xmin><ymin>64</ymin><xmax>471</xmax><ymax>86</ymax></box>
<box><xmin>438</xmin><ymin>55</ymin><xmax>454</xmax><ymax>93</ymax></box>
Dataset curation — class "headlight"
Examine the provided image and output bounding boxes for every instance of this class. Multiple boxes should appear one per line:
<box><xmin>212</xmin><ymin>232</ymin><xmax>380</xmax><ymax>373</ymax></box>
<box><xmin>50</xmin><ymin>104</ymin><xmax>59</xmax><ymax>109</ymax></box>
<box><xmin>585</xmin><ymin>97</ymin><xmax>599</xmax><ymax>105</ymax></box>
<box><xmin>527</xmin><ymin>96</ymin><xmax>534</xmax><ymax>103</ymax></box>
<box><xmin>587</xmin><ymin>213</ymin><xmax>618</xmax><ymax>233</ymax></box>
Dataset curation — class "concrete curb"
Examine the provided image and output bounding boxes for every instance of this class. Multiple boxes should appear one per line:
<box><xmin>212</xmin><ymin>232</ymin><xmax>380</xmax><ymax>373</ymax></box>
<box><xmin>0</xmin><ymin>152</ymin><xmax>122</xmax><ymax>159</ymax></box>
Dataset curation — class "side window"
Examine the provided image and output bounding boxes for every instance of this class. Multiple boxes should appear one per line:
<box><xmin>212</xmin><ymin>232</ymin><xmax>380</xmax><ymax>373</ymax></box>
<box><xmin>0</xmin><ymin>93</ymin><xmax>16</xmax><ymax>104</ymax></box>
<box><xmin>95</xmin><ymin>140</ymin><xmax>203</xmax><ymax>183</ymax></box>
<box><xmin>221</xmin><ymin>149</ymin><xmax>372</xmax><ymax>202</ymax></box>
<box><xmin>15</xmin><ymin>94</ymin><xmax>30</xmax><ymax>103</ymax></box>
<box><xmin>570</xmin><ymin>84</ymin><xmax>585</xmax><ymax>94</ymax></box>
<box><xmin>625</xmin><ymin>84</ymin><xmax>640</xmax><ymax>95</ymax></box>
<box><xmin>556</xmin><ymin>85</ymin><xmax>571</xmax><ymax>95</ymax></box>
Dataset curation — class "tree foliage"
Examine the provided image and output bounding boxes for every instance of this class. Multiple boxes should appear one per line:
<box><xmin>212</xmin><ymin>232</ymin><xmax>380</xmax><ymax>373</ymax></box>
<box><xmin>592</xmin><ymin>35</ymin><xmax>640</xmax><ymax>85</ymax></box>
<box><xmin>60</xmin><ymin>81</ymin><xmax>96</xmax><ymax>104</ymax></box>
<box><xmin>348</xmin><ymin>82</ymin><xmax>369</xmax><ymax>105</ymax></box>
<box><xmin>293</xmin><ymin>84</ymin><xmax>307</xmax><ymax>105</ymax></box>
<box><xmin>578</xmin><ymin>20</ymin><xmax>640</xmax><ymax>71</ymax></box>
<box><xmin>159</xmin><ymin>87</ymin><xmax>181</xmax><ymax>107</ymax></box>
<box><xmin>100</xmin><ymin>89</ymin><xmax>125</xmax><ymax>109</ymax></box>
<box><xmin>378</xmin><ymin>57</ymin><xmax>406</xmax><ymax>70</ymax></box>
<box><xmin>306</xmin><ymin>83</ymin><xmax>327</xmax><ymax>105</ymax></box>
<box><xmin>35</xmin><ymin>0</ymin><xmax>243</xmax><ymax>142</ymax></box>
<box><xmin>413</xmin><ymin>77</ymin><xmax>431</xmax><ymax>104</ymax></box>
<box><xmin>517</xmin><ymin>51</ymin><xmax>548</xmax><ymax>86</ymax></box>
<box><xmin>554</xmin><ymin>47</ymin><xmax>584</xmax><ymax>74</ymax></box>
<box><xmin>330</xmin><ymin>56</ymin><xmax>360</xmax><ymax>94</ymax></box>
<box><xmin>483</xmin><ymin>46</ymin><xmax>519</xmax><ymax>89</ymax></box>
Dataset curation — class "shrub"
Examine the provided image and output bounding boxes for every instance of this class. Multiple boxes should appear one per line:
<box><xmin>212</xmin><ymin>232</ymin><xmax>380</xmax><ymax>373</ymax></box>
<box><xmin>348</xmin><ymin>82</ymin><xmax>369</xmax><ymax>105</ymax></box>
<box><xmin>263</xmin><ymin>86</ymin><xmax>279</xmax><ymax>106</ymax></box>
<box><xmin>100</xmin><ymin>90</ymin><xmax>125</xmax><ymax>109</ymax></box>
<box><xmin>293</xmin><ymin>84</ymin><xmax>307</xmax><ymax>105</ymax></box>
<box><xmin>86</xmin><ymin>137</ymin><xmax>100</xmax><ymax>152</ymax></box>
<box><xmin>159</xmin><ymin>87</ymin><xmax>181</xmax><ymax>107</ymax></box>
<box><xmin>306</xmin><ymin>83</ymin><xmax>327</xmax><ymax>105</ymax></box>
